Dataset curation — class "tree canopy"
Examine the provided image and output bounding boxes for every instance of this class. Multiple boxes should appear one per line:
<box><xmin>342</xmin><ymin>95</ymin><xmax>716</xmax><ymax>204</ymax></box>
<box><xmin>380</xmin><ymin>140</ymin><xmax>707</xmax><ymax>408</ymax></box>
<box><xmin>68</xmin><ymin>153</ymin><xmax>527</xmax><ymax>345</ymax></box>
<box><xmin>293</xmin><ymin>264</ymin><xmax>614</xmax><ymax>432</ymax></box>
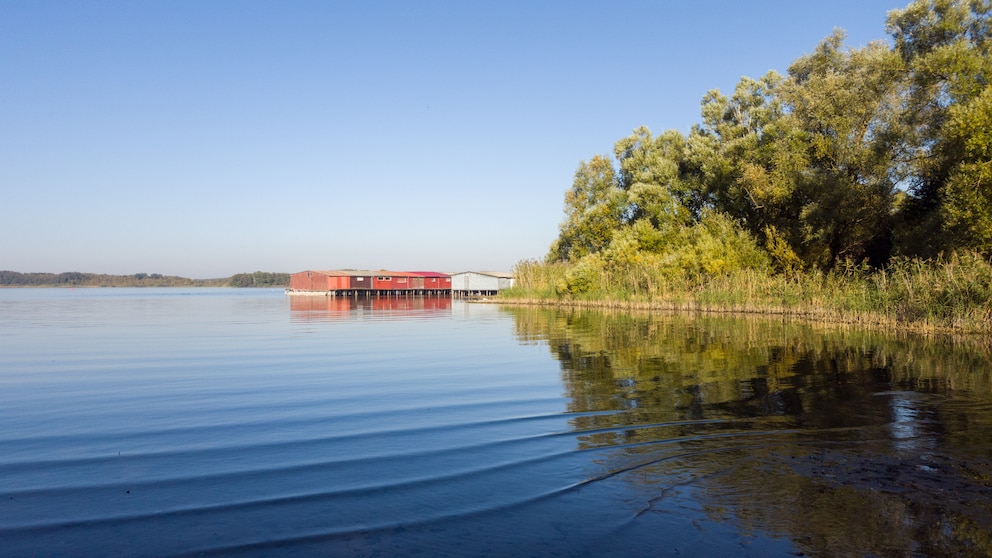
<box><xmin>548</xmin><ymin>0</ymin><xmax>992</xmax><ymax>288</ymax></box>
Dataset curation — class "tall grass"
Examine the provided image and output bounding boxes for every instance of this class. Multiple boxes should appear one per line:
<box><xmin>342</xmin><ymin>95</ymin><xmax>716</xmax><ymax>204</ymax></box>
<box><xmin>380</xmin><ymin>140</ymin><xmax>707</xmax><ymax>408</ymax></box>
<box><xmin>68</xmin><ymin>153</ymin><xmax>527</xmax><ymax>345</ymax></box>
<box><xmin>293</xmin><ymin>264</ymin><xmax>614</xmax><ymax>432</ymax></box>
<box><xmin>502</xmin><ymin>259</ymin><xmax>566</xmax><ymax>299</ymax></box>
<box><xmin>872</xmin><ymin>252</ymin><xmax>992</xmax><ymax>329</ymax></box>
<box><xmin>503</xmin><ymin>252</ymin><xmax>992</xmax><ymax>334</ymax></box>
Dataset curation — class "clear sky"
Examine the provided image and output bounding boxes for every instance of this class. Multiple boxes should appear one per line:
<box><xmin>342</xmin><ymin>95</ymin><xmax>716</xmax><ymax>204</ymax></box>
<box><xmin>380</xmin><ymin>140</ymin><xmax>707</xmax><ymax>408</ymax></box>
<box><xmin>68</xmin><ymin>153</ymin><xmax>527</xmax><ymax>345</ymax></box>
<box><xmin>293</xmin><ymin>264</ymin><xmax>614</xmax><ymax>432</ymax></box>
<box><xmin>1</xmin><ymin>0</ymin><xmax>903</xmax><ymax>278</ymax></box>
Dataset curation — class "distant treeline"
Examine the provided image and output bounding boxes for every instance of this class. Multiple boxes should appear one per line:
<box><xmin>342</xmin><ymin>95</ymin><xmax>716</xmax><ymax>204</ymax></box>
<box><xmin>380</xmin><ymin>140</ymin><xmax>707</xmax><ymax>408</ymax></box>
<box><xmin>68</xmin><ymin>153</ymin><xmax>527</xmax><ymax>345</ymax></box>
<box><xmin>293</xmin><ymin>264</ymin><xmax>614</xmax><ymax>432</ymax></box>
<box><xmin>0</xmin><ymin>271</ymin><xmax>290</xmax><ymax>288</ymax></box>
<box><xmin>227</xmin><ymin>272</ymin><xmax>290</xmax><ymax>287</ymax></box>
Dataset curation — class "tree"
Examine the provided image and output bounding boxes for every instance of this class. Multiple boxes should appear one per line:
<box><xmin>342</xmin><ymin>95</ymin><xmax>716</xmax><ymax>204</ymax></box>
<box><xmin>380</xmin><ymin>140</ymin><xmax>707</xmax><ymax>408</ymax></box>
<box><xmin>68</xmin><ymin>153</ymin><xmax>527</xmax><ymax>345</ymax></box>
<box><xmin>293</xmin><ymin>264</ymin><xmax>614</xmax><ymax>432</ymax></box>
<box><xmin>780</xmin><ymin>31</ymin><xmax>907</xmax><ymax>267</ymax></box>
<box><xmin>614</xmin><ymin>126</ymin><xmax>699</xmax><ymax>225</ymax></box>
<box><xmin>547</xmin><ymin>0</ymin><xmax>992</xmax><ymax>280</ymax></box>
<box><xmin>692</xmin><ymin>35</ymin><xmax>907</xmax><ymax>270</ymax></box>
<box><xmin>549</xmin><ymin>155</ymin><xmax>627</xmax><ymax>262</ymax></box>
<box><xmin>690</xmin><ymin>71</ymin><xmax>810</xmax><ymax>270</ymax></box>
<box><xmin>888</xmin><ymin>0</ymin><xmax>992</xmax><ymax>256</ymax></box>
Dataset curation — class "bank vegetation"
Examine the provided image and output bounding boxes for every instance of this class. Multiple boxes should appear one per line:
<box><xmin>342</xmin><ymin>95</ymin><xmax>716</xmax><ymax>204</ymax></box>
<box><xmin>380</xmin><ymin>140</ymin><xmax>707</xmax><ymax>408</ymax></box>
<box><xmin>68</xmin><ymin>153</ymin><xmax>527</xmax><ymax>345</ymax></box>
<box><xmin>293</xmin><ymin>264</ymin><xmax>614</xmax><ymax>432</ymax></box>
<box><xmin>503</xmin><ymin>0</ymin><xmax>992</xmax><ymax>335</ymax></box>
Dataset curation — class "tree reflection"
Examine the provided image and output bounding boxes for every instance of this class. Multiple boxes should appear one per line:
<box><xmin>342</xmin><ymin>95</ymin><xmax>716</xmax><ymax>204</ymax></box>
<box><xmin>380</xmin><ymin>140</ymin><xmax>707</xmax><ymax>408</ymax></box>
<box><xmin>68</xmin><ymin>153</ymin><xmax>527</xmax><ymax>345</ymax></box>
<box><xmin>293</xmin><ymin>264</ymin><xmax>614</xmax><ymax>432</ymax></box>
<box><xmin>503</xmin><ymin>305</ymin><xmax>992</xmax><ymax>557</ymax></box>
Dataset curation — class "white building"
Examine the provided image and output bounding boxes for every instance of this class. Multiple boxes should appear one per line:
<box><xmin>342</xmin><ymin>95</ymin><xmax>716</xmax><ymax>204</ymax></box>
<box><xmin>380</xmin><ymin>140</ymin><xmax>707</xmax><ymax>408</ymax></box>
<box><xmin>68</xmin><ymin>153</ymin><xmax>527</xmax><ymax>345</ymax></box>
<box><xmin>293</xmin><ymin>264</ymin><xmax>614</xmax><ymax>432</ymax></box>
<box><xmin>449</xmin><ymin>271</ymin><xmax>514</xmax><ymax>297</ymax></box>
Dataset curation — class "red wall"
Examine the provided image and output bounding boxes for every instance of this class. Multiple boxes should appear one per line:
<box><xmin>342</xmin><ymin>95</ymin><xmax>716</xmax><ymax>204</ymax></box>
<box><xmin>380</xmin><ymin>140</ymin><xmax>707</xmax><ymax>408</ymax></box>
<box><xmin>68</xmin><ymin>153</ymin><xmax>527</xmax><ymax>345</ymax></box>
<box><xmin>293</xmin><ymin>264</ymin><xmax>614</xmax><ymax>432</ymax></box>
<box><xmin>292</xmin><ymin>271</ymin><xmax>452</xmax><ymax>292</ymax></box>
<box><xmin>290</xmin><ymin>271</ymin><xmax>353</xmax><ymax>291</ymax></box>
<box><xmin>372</xmin><ymin>273</ymin><xmax>417</xmax><ymax>290</ymax></box>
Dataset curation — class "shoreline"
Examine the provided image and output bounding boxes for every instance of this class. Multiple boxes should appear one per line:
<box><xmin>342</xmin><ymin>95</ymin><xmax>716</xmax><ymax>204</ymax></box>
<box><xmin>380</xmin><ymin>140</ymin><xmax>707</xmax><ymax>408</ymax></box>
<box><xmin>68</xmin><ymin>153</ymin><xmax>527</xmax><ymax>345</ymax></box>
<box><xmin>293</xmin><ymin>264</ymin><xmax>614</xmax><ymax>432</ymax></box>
<box><xmin>489</xmin><ymin>296</ymin><xmax>992</xmax><ymax>338</ymax></box>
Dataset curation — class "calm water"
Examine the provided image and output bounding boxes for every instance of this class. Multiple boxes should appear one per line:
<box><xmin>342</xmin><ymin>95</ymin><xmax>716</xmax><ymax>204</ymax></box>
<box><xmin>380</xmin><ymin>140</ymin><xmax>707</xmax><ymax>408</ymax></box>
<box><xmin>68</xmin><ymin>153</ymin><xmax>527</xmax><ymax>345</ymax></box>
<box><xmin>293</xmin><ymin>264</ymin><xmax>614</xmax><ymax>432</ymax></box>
<box><xmin>2</xmin><ymin>288</ymin><xmax>992</xmax><ymax>557</ymax></box>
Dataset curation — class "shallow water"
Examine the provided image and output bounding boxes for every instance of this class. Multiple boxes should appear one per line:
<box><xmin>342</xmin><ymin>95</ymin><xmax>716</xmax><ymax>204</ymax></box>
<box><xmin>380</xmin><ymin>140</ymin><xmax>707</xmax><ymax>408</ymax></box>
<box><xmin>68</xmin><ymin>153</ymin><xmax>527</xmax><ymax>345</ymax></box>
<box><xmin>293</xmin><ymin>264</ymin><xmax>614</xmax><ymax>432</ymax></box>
<box><xmin>2</xmin><ymin>289</ymin><xmax>991</xmax><ymax>556</ymax></box>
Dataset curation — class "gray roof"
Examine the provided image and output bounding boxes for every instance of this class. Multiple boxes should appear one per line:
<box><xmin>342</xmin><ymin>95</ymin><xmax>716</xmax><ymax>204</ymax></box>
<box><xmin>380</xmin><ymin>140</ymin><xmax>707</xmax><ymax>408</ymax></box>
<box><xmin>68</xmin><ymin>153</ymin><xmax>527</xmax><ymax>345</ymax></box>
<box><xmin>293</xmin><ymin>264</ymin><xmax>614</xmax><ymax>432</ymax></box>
<box><xmin>310</xmin><ymin>269</ymin><xmax>385</xmax><ymax>277</ymax></box>
<box><xmin>450</xmin><ymin>271</ymin><xmax>513</xmax><ymax>278</ymax></box>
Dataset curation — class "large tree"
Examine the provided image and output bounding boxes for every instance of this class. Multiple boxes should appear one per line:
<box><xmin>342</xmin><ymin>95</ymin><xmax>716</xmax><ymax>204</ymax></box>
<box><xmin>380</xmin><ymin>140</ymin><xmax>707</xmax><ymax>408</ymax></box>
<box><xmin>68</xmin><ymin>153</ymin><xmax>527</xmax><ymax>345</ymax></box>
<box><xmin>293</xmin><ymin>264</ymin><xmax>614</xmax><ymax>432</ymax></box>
<box><xmin>549</xmin><ymin>154</ymin><xmax>627</xmax><ymax>262</ymax></box>
<box><xmin>689</xmin><ymin>72</ymin><xmax>810</xmax><ymax>271</ymax></box>
<box><xmin>780</xmin><ymin>31</ymin><xmax>907</xmax><ymax>267</ymax></box>
<box><xmin>549</xmin><ymin>0</ymin><xmax>992</xmax><ymax>279</ymax></box>
<box><xmin>889</xmin><ymin>0</ymin><xmax>992</xmax><ymax>256</ymax></box>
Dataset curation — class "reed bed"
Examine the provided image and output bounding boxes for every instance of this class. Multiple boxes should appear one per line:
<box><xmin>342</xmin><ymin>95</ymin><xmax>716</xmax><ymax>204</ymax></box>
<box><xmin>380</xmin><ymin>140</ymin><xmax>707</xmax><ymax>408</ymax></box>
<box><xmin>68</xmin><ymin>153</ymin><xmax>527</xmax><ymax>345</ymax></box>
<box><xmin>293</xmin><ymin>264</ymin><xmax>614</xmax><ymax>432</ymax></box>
<box><xmin>502</xmin><ymin>251</ymin><xmax>992</xmax><ymax>334</ymax></box>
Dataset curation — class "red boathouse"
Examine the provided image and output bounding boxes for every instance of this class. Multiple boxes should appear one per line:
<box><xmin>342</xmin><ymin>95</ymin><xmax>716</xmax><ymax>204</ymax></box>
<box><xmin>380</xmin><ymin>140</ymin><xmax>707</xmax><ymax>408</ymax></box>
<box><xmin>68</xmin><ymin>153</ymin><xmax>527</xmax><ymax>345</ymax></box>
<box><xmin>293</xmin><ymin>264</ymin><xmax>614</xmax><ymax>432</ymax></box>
<box><xmin>287</xmin><ymin>270</ymin><xmax>451</xmax><ymax>296</ymax></box>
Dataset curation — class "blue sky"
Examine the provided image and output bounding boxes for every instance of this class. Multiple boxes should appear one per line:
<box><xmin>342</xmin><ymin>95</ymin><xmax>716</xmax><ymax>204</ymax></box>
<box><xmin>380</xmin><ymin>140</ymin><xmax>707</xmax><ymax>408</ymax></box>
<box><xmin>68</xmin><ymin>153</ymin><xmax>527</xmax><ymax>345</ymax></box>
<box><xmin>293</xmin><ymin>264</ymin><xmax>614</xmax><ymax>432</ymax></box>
<box><xmin>1</xmin><ymin>0</ymin><xmax>902</xmax><ymax>278</ymax></box>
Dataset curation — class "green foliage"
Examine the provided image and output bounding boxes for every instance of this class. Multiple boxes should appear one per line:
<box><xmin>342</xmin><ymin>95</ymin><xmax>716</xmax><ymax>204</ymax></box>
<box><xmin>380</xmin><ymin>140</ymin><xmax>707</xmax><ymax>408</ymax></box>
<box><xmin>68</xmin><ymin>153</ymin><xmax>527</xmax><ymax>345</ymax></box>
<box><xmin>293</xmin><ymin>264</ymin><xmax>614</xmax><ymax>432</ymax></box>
<box><xmin>887</xmin><ymin>0</ymin><xmax>992</xmax><ymax>257</ymax></box>
<box><xmin>545</xmin><ymin>0</ymin><xmax>992</xmax><ymax>289</ymax></box>
<box><xmin>872</xmin><ymin>251</ymin><xmax>992</xmax><ymax>326</ymax></box>
<box><xmin>520</xmin><ymin>0</ymin><xmax>992</xmax><ymax>332</ymax></box>
<box><xmin>507</xmin><ymin>251</ymin><xmax>992</xmax><ymax>333</ymax></box>
<box><xmin>505</xmin><ymin>259</ymin><xmax>564</xmax><ymax>299</ymax></box>
<box><xmin>764</xmin><ymin>225</ymin><xmax>805</xmax><ymax>277</ymax></box>
<box><xmin>941</xmin><ymin>86</ymin><xmax>992</xmax><ymax>252</ymax></box>
<box><xmin>549</xmin><ymin>155</ymin><xmax>626</xmax><ymax>262</ymax></box>
<box><xmin>557</xmin><ymin>254</ymin><xmax>606</xmax><ymax>296</ymax></box>
<box><xmin>547</xmin><ymin>122</ymin><xmax>770</xmax><ymax>296</ymax></box>
<box><xmin>781</xmin><ymin>33</ymin><xmax>905</xmax><ymax>267</ymax></box>
<box><xmin>615</xmin><ymin>127</ymin><xmax>698</xmax><ymax>221</ymax></box>
<box><xmin>694</xmin><ymin>71</ymin><xmax>800</xmax><ymax>228</ymax></box>
<box><xmin>541</xmin><ymin>211</ymin><xmax>768</xmax><ymax>298</ymax></box>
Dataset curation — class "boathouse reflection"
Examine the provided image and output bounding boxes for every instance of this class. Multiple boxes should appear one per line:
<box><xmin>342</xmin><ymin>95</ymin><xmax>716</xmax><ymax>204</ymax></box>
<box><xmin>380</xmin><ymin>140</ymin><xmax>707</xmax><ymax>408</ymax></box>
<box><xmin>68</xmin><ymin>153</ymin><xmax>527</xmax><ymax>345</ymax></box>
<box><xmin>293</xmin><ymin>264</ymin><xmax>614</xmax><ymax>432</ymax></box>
<box><xmin>290</xmin><ymin>295</ymin><xmax>452</xmax><ymax>322</ymax></box>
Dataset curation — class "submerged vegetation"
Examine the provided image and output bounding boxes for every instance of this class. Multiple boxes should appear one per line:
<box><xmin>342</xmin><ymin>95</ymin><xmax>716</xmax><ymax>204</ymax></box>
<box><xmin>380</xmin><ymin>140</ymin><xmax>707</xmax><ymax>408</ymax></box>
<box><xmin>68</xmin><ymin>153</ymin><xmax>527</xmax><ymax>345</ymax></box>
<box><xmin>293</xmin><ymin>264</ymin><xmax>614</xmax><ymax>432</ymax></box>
<box><xmin>505</xmin><ymin>0</ymin><xmax>992</xmax><ymax>334</ymax></box>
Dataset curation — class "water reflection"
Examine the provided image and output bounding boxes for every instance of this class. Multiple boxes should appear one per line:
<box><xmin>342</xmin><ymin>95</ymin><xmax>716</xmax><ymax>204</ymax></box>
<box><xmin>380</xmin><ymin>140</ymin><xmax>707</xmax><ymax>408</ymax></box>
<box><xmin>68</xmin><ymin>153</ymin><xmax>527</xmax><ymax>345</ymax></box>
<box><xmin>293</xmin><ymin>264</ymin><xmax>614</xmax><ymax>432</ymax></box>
<box><xmin>504</xmin><ymin>305</ymin><xmax>992</xmax><ymax>557</ymax></box>
<box><xmin>289</xmin><ymin>294</ymin><xmax>452</xmax><ymax>321</ymax></box>
<box><xmin>6</xmin><ymin>290</ymin><xmax>992</xmax><ymax>556</ymax></box>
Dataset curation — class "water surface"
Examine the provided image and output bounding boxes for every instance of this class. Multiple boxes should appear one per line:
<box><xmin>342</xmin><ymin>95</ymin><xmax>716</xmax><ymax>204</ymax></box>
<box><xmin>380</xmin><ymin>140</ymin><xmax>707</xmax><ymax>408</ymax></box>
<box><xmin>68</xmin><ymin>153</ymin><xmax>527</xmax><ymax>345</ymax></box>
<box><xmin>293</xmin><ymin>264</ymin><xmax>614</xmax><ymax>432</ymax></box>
<box><xmin>2</xmin><ymin>289</ymin><xmax>991</xmax><ymax>556</ymax></box>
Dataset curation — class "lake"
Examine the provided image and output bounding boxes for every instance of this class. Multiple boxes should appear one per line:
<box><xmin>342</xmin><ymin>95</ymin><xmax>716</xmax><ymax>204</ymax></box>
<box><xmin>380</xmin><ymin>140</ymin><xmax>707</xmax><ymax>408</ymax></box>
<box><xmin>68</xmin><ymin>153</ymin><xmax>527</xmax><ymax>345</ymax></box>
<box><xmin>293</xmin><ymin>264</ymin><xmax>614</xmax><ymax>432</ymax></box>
<box><xmin>2</xmin><ymin>288</ymin><xmax>992</xmax><ymax>557</ymax></box>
